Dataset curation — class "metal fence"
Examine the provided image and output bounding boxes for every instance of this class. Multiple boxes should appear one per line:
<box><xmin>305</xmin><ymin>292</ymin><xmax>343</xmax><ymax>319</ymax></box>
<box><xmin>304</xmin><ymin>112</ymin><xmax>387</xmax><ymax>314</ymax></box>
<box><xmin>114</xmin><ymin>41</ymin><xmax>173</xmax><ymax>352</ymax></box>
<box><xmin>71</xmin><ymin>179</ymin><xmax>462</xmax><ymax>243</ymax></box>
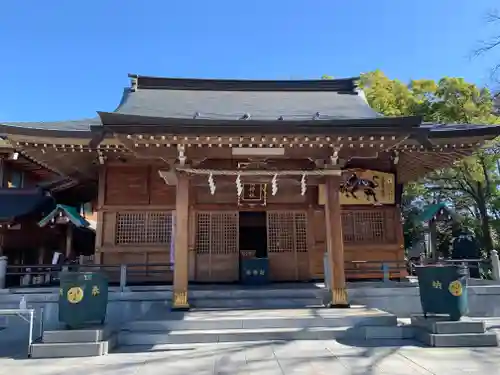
<box><xmin>5</xmin><ymin>263</ymin><xmax>174</xmax><ymax>291</ymax></box>
<box><xmin>4</xmin><ymin>249</ymin><xmax>500</xmax><ymax>290</ymax></box>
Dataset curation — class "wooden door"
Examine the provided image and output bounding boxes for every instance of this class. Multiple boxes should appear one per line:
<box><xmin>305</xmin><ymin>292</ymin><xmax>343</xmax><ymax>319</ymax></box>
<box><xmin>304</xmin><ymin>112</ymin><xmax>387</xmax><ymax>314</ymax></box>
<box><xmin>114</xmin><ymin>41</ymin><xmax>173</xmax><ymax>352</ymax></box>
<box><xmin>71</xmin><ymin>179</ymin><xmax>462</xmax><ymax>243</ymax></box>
<box><xmin>194</xmin><ymin>211</ymin><xmax>239</xmax><ymax>282</ymax></box>
<box><xmin>267</xmin><ymin>211</ymin><xmax>309</xmax><ymax>281</ymax></box>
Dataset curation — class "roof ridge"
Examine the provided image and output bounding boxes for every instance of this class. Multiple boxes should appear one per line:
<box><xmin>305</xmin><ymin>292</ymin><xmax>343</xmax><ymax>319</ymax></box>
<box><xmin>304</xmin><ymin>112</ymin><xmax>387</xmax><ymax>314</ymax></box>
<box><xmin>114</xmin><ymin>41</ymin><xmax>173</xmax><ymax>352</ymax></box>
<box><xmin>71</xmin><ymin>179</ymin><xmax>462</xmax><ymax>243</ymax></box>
<box><xmin>128</xmin><ymin>74</ymin><xmax>359</xmax><ymax>93</ymax></box>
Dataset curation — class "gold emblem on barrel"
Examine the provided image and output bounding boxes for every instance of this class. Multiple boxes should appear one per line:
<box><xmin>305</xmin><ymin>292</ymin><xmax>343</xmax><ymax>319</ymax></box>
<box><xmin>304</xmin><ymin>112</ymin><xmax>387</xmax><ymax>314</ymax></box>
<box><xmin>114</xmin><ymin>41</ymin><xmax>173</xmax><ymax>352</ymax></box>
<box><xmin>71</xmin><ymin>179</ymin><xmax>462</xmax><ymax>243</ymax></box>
<box><xmin>448</xmin><ymin>280</ymin><xmax>463</xmax><ymax>296</ymax></box>
<box><xmin>67</xmin><ymin>286</ymin><xmax>84</xmax><ymax>304</ymax></box>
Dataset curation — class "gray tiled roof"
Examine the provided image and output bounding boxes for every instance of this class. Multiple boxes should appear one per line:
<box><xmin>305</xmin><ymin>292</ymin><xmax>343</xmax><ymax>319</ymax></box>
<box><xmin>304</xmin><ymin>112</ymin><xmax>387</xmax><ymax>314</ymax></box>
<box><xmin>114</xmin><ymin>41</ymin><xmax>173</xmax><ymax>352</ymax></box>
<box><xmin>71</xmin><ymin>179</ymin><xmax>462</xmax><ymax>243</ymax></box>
<box><xmin>114</xmin><ymin>88</ymin><xmax>382</xmax><ymax>121</ymax></box>
<box><xmin>0</xmin><ymin>118</ymin><xmax>100</xmax><ymax>133</ymax></box>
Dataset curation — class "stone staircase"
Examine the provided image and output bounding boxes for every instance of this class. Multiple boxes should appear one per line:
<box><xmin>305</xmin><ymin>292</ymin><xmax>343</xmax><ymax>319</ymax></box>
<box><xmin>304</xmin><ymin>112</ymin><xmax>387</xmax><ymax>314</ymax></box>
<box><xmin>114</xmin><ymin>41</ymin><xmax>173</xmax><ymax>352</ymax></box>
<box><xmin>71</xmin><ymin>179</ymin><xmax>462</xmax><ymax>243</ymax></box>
<box><xmin>30</xmin><ymin>326</ymin><xmax>117</xmax><ymax>358</ymax></box>
<box><xmin>118</xmin><ymin>306</ymin><xmax>412</xmax><ymax>346</ymax></box>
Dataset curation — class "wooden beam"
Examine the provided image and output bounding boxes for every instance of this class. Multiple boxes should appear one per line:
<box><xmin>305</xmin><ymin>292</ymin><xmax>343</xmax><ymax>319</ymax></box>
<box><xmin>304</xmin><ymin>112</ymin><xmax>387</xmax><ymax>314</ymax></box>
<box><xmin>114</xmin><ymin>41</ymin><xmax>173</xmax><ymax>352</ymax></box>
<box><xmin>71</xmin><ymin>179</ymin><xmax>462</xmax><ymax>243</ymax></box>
<box><xmin>324</xmin><ymin>175</ymin><xmax>349</xmax><ymax>307</ymax></box>
<box><xmin>172</xmin><ymin>173</ymin><xmax>190</xmax><ymax>310</ymax></box>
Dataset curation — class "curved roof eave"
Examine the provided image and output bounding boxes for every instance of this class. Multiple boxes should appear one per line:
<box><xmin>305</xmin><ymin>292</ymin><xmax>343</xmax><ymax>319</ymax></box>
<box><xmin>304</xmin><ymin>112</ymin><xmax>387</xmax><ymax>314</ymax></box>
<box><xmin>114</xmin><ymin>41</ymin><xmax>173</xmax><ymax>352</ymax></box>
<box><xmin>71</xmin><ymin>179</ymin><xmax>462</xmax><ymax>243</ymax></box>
<box><xmin>97</xmin><ymin>111</ymin><xmax>423</xmax><ymax>134</ymax></box>
<box><xmin>0</xmin><ymin>88</ymin><xmax>131</xmax><ymax>137</ymax></box>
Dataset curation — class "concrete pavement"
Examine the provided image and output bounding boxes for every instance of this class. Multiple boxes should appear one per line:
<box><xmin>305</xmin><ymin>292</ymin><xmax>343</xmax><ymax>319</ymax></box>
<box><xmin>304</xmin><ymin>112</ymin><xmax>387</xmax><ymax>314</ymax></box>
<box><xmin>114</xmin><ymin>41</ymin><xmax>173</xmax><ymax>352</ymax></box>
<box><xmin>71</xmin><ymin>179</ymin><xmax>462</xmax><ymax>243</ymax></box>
<box><xmin>2</xmin><ymin>339</ymin><xmax>500</xmax><ymax>374</ymax></box>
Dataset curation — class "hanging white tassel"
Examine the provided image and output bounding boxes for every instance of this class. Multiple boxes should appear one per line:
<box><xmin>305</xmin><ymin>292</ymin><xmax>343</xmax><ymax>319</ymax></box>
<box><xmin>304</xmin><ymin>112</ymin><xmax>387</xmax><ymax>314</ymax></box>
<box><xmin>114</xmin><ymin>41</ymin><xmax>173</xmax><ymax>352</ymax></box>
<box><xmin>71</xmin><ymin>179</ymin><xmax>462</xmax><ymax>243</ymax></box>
<box><xmin>271</xmin><ymin>174</ymin><xmax>278</xmax><ymax>196</ymax></box>
<box><xmin>208</xmin><ymin>173</ymin><xmax>216</xmax><ymax>195</ymax></box>
<box><xmin>236</xmin><ymin>174</ymin><xmax>243</xmax><ymax>198</ymax></box>
<box><xmin>300</xmin><ymin>173</ymin><xmax>307</xmax><ymax>196</ymax></box>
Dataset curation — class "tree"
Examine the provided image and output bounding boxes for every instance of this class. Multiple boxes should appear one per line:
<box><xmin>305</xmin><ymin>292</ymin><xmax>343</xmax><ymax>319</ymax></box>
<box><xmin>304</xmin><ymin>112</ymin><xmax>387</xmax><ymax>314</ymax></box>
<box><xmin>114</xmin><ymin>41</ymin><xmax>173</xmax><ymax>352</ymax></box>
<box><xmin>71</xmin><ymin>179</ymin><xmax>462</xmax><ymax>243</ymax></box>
<box><xmin>474</xmin><ymin>10</ymin><xmax>500</xmax><ymax>81</ymax></box>
<box><xmin>358</xmin><ymin>71</ymin><xmax>500</xmax><ymax>253</ymax></box>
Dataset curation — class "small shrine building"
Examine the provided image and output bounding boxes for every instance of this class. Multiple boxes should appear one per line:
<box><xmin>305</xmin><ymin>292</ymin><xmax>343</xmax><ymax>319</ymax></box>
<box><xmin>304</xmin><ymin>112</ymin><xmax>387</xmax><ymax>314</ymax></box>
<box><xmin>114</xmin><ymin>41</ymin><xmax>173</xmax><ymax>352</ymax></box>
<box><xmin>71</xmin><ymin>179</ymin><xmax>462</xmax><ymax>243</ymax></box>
<box><xmin>1</xmin><ymin>74</ymin><xmax>499</xmax><ymax>307</ymax></box>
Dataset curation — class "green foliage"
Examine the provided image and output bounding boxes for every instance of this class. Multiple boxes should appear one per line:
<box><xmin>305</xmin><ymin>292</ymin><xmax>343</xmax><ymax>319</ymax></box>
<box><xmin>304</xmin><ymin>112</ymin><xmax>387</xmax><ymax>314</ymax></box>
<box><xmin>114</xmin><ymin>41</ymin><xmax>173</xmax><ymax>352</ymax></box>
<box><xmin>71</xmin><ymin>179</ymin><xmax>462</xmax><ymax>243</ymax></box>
<box><xmin>355</xmin><ymin>70</ymin><xmax>500</xmax><ymax>255</ymax></box>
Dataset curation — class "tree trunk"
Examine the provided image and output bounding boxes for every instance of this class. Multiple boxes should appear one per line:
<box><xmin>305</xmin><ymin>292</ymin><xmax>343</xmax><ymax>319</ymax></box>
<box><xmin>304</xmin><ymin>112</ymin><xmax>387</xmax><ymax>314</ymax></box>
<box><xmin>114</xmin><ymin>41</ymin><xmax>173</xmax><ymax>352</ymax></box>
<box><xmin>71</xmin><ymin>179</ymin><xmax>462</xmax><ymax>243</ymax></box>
<box><xmin>477</xmin><ymin>183</ymin><xmax>494</xmax><ymax>254</ymax></box>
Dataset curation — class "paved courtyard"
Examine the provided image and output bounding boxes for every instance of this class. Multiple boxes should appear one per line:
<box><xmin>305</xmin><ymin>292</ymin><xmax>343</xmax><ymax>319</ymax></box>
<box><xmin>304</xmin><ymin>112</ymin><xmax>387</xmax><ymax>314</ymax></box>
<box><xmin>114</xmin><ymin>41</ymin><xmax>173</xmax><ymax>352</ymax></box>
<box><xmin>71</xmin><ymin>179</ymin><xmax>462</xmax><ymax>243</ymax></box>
<box><xmin>2</xmin><ymin>339</ymin><xmax>500</xmax><ymax>374</ymax></box>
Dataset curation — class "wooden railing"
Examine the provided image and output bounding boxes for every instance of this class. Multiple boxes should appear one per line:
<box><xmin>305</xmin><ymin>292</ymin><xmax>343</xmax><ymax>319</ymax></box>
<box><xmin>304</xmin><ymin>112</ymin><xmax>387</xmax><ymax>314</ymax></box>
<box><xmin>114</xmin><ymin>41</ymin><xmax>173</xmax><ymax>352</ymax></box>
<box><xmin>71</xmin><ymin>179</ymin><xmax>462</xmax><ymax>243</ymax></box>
<box><xmin>345</xmin><ymin>260</ymin><xmax>407</xmax><ymax>281</ymax></box>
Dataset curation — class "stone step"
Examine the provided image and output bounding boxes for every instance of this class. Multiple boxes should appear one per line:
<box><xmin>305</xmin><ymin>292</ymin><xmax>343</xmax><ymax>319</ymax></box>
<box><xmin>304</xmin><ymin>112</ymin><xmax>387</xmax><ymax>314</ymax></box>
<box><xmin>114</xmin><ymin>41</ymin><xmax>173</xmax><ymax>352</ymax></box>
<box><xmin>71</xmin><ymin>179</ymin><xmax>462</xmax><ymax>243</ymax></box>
<box><xmin>125</xmin><ymin>314</ymin><xmax>397</xmax><ymax>331</ymax></box>
<box><xmin>188</xmin><ymin>287</ymin><xmax>325</xmax><ymax>300</ymax></box>
<box><xmin>190</xmin><ymin>298</ymin><xmax>323</xmax><ymax>309</ymax></box>
<box><xmin>126</xmin><ymin>306</ymin><xmax>398</xmax><ymax>330</ymax></box>
<box><xmin>411</xmin><ymin>315</ymin><xmax>486</xmax><ymax>334</ymax></box>
<box><xmin>415</xmin><ymin>330</ymin><xmax>498</xmax><ymax>347</ymax></box>
<box><xmin>43</xmin><ymin>327</ymin><xmax>111</xmax><ymax>343</ymax></box>
<box><xmin>30</xmin><ymin>336</ymin><xmax>117</xmax><ymax>358</ymax></box>
<box><xmin>362</xmin><ymin>325</ymin><xmax>414</xmax><ymax>340</ymax></box>
<box><xmin>118</xmin><ymin>325</ymin><xmax>410</xmax><ymax>345</ymax></box>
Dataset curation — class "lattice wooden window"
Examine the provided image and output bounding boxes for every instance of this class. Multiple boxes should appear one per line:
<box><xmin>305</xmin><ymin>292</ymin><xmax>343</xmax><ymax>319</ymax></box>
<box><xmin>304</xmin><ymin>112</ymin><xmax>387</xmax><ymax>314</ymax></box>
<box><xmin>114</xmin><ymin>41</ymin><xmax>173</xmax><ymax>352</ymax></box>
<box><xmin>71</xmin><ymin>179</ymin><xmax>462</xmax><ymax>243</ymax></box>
<box><xmin>195</xmin><ymin>212</ymin><xmax>211</xmax><ymax>254</ymax></box>
<box><xmin>341</xmin><ymin>210</ymin><xmax>385</xmax><ymax>244</ymax></box>
<box><xmin>268</xmin><ymin>211</ymin><xmax>307</xmax><ymax>253</ymax></box>
<box><xmin>115</xmin><ymin>211</ymin><xmax>173</xmax><ymax>245</ymax></box>
<box><xmin>195</xmin><ymin>212</ymin><xmax>238</xmax><ymax>255</ymax></box>
<box><xmin>295</xmin><ymin>213</ymin><xmax>308</xmax><ymax>253</ymax></box>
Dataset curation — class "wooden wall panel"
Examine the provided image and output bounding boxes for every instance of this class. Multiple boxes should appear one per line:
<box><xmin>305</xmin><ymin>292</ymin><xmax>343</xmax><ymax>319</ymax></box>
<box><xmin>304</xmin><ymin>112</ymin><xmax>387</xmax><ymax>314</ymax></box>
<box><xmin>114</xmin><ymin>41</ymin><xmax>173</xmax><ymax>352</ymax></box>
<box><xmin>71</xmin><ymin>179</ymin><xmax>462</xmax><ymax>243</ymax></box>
<box><xmin>268</xmin><ymin>253</ymin><xmax>296</xmax><ymax>281</ymax></box>
<box><xmin>102</xmin><ymin>212</ymin><xmax>117</xmax><ymax>246</ymax></box>
<box><xmin>310</xmin><ymin>206</ymin><xmax>405</xmax><ymax>280</ymax></box>
<box><xmin>149</xmin><ymin>166</ymin><xmax>176</xmax><ymax>205</ymax></box>
<box><xmin>195</xmin><ymin>185</ymin><xmax>238</xmax><ymax>204</ymax></box>
<box><xmin>146</xmin><ymin>252</ymin><xmax>173</xmax><ymax>282</ymax></box>
<box><xmin>105</xmin><ymin>166</ymin><xmax>149</xmax><ymax>205</ymax></box>
<box><xmin>344</xmin><ymin>244</ymin><xmax>406</xmax><ymax>279</ymax></box>
<box><xmin>310</xmin><ymin>210</ymin><xmax>327</xmax><ymax>278</ymax></box>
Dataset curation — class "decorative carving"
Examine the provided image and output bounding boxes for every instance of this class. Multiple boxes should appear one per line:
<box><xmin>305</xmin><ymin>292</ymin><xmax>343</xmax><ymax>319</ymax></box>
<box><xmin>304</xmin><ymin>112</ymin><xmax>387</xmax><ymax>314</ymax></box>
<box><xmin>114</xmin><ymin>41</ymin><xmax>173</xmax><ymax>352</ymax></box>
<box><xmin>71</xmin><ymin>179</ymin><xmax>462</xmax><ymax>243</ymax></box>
<box><xmin>173</xmin><ymin>290</ymin><xmax>189</xmax><ymax>308</ymax></box>
<box><xmin>332</xmin><ymin>287</ymin><xmax>349</xmax><ymax>306</ymax></box>
<box><xmin>340</xmin><ymin>172</ymin><xmax>379</xmax><ymax>202</ymax></box>
<box><xmin>318</xmin><ymin>170</ymin><xmax>395</xmax><ymax>206</ymax></box>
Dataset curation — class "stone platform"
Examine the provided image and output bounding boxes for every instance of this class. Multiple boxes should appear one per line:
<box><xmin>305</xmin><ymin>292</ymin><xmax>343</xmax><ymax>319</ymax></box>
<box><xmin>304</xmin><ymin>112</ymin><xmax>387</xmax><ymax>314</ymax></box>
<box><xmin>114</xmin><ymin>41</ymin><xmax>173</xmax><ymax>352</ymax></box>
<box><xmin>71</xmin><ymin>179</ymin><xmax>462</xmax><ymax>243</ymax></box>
<box><xmin>411</xmin><ymin>315</ymin><xmax>498</xmax><ymax>347</ymax></box>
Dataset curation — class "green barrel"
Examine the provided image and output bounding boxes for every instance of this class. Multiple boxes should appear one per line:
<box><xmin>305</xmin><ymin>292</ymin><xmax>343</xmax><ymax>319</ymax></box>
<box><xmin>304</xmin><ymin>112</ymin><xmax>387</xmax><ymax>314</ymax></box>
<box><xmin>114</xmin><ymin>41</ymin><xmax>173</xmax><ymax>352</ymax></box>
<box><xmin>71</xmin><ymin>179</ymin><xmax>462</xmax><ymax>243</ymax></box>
<box><xmin>59</xmin><ymin>272</ymin><xmax>109</xmax><ymax>329</ymax></box>
<box><xmin>415</xmin><ymin>265</ymin><xmax>468</xmax><ymax>321</ymax></box>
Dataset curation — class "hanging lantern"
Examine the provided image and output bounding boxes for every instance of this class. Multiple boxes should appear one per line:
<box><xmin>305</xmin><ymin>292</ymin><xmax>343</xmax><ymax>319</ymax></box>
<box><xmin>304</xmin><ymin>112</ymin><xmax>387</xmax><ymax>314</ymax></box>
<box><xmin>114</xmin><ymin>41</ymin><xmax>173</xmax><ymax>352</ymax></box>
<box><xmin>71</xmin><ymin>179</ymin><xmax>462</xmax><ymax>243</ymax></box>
<box><xmin>208</xmin><ymin>173</ymin><xmax>216</xmax><ymax>195</ymax></box>
<box><xmin>271</xmin><ymin>174</ymin><xmax>278</xmax><ymax>196</ymax></box>
<box><xmin>300</xmin><ymin>173</ymin><xmax>307</xmax><ymax>196</ymax></box>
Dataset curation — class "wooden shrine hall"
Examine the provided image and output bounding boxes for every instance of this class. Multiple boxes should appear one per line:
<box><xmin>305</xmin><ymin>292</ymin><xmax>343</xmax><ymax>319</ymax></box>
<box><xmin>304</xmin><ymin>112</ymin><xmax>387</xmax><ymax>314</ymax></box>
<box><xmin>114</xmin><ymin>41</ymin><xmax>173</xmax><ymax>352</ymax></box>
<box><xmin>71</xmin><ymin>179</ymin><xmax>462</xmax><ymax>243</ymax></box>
<box><xmin>1</xmin><ymin>74</ymin><xmax>499</xmax><ymax>308</ymax></box>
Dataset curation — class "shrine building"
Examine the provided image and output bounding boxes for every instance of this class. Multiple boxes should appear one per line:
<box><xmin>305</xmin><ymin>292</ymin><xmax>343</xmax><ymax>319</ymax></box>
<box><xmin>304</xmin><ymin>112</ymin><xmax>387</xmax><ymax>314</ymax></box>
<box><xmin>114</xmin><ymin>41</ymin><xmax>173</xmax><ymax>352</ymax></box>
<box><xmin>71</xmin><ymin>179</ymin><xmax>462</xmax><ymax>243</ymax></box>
<box><xmin>1</xmin><ymin>74</ymin><xmax>499</xmax><ymax>308</ymax></box>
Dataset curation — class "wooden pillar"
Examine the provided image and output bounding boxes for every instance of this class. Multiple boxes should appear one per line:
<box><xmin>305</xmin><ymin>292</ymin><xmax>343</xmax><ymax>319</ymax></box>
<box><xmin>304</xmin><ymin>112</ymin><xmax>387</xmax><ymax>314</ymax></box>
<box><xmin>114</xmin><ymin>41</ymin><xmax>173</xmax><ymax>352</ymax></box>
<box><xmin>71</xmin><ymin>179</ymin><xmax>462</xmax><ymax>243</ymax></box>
<box><xmin>94</xmin><ymin>166</ymin><xmax>106</xmax><ymax>265</ymax></box>
<box><xmin>172</xmin><ymin>173</ymin><xmax>190</xmax><ymax>310</ymax></box>
<box><xmin>324</xmin><ymin>175</ymin><xmax>349</xmax><ymax>308</ymax></box>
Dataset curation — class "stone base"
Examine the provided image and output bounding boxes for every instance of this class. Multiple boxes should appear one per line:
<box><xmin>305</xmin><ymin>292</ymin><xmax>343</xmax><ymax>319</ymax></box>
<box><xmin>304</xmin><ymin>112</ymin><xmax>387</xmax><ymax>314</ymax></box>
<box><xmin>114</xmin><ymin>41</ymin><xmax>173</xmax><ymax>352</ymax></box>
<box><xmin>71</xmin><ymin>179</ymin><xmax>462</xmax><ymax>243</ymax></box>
<box><xmin>171</xmin><ymin>304</ymin><xmax>191</xmax><ymax>311</ymax></box>
<box><xmin>327</xmin><ymin>303</ymin><xmax>351</xmax><ymax>309</ymax></box>
<box><xmin>43</xmin><ymin>325</ymin><xmax>112</xmax><ymax>343</ymax></box>
<box><xmin>30</xmin><ymin>325</ymin><xmax>116</xmax><ymax>358</ymax></box>
<box><xmin>415</xmin><ymin>330</ymin><xmax>498</xmax><ymax>347</ymax></box>
<box><xmin>411</xmin><ymin>315</ymin><xmax>485</xmax><ymax>334</ymax></box>
<box><xmin>411</xmin><ymin>315</ymin><xmax>498</xmax><ymax>347</ymax></box>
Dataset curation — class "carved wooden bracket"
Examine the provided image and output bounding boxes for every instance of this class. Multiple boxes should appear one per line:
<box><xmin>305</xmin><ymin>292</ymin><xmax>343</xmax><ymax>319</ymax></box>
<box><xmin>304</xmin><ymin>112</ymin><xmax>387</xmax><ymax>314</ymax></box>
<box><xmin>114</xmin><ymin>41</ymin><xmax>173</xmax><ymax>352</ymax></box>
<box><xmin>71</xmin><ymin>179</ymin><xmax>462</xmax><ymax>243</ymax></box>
<box><xmin>158</xmin><ymin>169</ymin><xmax>178</xmax><ymax>185</ymax></box>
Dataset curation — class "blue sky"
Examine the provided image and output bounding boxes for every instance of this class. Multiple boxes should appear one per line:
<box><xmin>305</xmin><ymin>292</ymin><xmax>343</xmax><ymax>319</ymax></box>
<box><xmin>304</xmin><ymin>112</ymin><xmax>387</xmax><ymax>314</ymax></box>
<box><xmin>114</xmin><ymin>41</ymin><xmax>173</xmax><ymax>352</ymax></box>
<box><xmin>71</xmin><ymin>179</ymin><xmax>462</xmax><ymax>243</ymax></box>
<box><xmin>1</xmin><ymin>0</ymin><xmax>499</xmax><ymax>121</ymax></box>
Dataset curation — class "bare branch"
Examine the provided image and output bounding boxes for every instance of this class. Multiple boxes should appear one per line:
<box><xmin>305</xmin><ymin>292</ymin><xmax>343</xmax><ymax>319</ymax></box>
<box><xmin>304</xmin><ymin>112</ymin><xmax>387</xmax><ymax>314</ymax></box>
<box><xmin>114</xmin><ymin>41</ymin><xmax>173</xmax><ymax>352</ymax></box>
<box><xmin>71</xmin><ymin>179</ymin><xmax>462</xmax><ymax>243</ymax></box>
<box><xmin>473</xmin><ymin>35</ymin><xmax>500</xmax><ymax>58</ymax></box>
<box><xmin>485</xmin><ymin>9</ymin><xmax>500</xmax><ymax>23</ymax></box>
<box><xmin>473</xmin><ymin>9</ymin><xmax>500</xmax><ymax>81</ymax></box>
